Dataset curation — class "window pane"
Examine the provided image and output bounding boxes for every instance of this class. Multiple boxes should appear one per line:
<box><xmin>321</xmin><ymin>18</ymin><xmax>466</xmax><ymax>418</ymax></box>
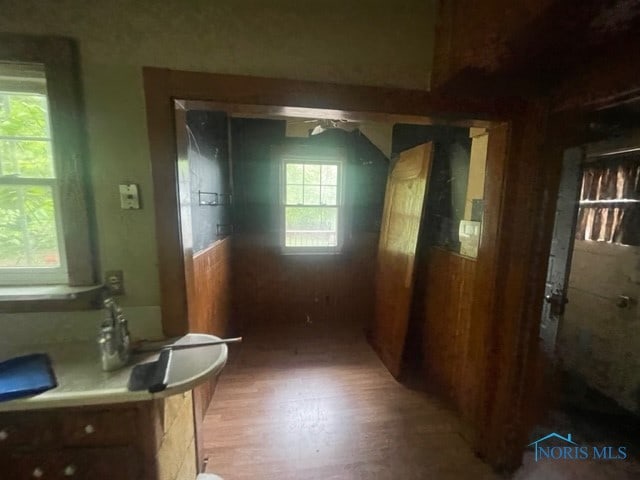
<box><xmin>303</xmin><ymin>185</ymin><xmax>321</xmax><ymax>205</ymax></box>
<box><xmin>321</xmin><ymin>186</ymin><xmax>337</xmax><ymax>205</ymax></box>
<box><xmin>303</xmin><ymin>164</ymin><xmax>321</xmax><ymax>184</ymax></box>
<box><xmin>0</xmin><ymin>92</ymin><xmax>54</xmax><ymax>179</ymax></box>
<box><xmin>0</xmin><ymin>93</ymin><xmax>49</xmax><ymax>137</ymax></box>
<box><xmin>286</xmin><ymin>184</ymin><xmax>303</xmax><ymax>205</ymax></box>
<box><xmin>0</xmin><ymin>185</ymin><xmax>60</xmax><ymax>267</ymax></box>
<box><xmin>285</xmin><ymin>206</ymin><xmax>337</xmax><ymax>247</ymax></box>
<box><xmin>321</xmin><ymin>164</ymin><xmax>338</xmax><ymax>185</ymax></box>
<box><xmin>0</xmin><ymin>139</ymin><xmax>54</xmax><ymax>178</ymax></box>
<box><xmin>286</xmin><ymin>163</ymin><xmax>303</xmax><ymax>184</ymax></box>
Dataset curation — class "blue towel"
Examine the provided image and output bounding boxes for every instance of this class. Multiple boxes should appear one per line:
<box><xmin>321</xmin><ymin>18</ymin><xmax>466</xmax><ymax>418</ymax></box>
<box><xmin>0</xmin><ymin>353</ymin><xmax>57</xmax><ymax>402</ymax></box>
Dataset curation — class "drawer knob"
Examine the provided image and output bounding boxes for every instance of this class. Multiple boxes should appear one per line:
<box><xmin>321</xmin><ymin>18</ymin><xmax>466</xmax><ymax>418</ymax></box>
<box><xmin>84</xmin><ymin>424</ymin><xmax>95</xmax><ymax>434</ymax></box>
<box><xmin>64</xmin><ymin>464</ymin><xmax>76</xmax><ymax>476</ymax></box>
<box><xmin>32</xmin><ymin>467</ymin><xmax>44</xmax><ymax>478</ymax></box>
<box><xmin>0</xmin><ymin>429</ymin><xmax>7</xmax><ymax>441</ymax></box>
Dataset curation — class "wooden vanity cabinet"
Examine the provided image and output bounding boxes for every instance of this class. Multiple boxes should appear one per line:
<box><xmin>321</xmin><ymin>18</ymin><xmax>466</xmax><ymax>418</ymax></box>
<box><xmin>0</xmin><ymin>392</ymin><xmax>196</xmax><ymax>480</ymax></box>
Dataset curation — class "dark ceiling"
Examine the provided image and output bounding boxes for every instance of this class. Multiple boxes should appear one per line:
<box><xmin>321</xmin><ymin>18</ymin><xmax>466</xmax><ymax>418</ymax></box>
<box><xmin>439</xmin><ymin>0</ymin><xmax>640</xmax><ymax>96</ymax></box>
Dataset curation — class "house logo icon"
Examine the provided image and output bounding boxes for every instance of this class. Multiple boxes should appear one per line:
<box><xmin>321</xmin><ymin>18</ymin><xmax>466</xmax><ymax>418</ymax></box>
<box><xmin>528</xmin><ymin>433</ymin><xmax>578</xmax><ymax>462</ymax></box>
<box><xmin>527</xmin><ymin>432</ymin><xmax>628</xmax><ymax>462</ymax></box>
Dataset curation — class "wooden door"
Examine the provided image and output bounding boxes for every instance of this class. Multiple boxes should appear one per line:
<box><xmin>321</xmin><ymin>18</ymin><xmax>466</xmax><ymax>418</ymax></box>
<box><xmin>371</xmin><ymin>143</ymin><xmax>433</xmax><ymax>378</ymax></box>
<box><xmin>539</xmin><ymin>147</ymin><xmax>582</xmax><ymax>355</ymax></box>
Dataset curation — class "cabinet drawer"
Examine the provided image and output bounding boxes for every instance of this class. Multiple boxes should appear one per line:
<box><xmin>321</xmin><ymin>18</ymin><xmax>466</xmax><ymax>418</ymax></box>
<box><xmin>0</xmin><ymin>408</ymin><xmax>137</xmax><ymax>450</ymax></box>
<box><xmin>0</xmin><ymin>447</ymin><xmax>140</xmax><ymax>480</ymax></box>
<box><xmin>59</xmin><ymin>409</ymin><xmax>137</xmax><ymax>447</ymax></box>
<box><xmin>0</xmin><ymin>413</ymin><xmax>55</xmax><ymax>450</ymax></box>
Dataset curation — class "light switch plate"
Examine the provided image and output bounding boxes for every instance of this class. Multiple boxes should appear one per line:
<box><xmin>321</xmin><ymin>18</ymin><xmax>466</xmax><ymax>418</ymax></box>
<box><xmin>119</xmin><ymin>183</ymin><xmax>140</xmax><ymax>209</ymax></box>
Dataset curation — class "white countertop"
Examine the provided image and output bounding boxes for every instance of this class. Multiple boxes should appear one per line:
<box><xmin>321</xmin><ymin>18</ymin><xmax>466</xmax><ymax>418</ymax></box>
<box><xmin>0</xmin><ymin>334</ymin><xmax>228</xmax><ymax>412</ymax></box>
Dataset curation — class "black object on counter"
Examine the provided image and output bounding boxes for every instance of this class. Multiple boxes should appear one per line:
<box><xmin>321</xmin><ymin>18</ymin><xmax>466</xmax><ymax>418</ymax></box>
<box><xmin>127</xmin><ymin>349</ymin><xmax>172</xmax><ymax>393</ymax></box>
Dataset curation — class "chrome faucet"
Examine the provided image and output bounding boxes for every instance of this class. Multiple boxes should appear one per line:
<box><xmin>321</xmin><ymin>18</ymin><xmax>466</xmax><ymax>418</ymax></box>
<box><xmin>98</xmin><ymin>296</ymin><xmax>131</xmax><ymax>371</ymax></box>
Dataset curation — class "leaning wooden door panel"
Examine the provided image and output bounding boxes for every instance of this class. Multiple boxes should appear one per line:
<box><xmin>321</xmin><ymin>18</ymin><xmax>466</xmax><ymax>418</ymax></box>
<box><xmin>371</xmin><ymin>143</ymin><xmax>433</xmax><ymax>378</ymax></box>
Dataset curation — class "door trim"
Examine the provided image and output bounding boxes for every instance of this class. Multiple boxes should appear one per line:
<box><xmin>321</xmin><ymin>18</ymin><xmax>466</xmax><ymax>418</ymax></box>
<box><xmin>142</xmin><ymin>68</ymin><xmax>506</xmax><ymax>336</ymax></box>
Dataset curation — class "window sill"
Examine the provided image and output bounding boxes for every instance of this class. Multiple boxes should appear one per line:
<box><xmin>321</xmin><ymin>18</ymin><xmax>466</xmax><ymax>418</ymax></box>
<box><xmin>281</xmin><ymin>250</ymin><xmax>343</xmax><ymax>256</ymax></box>
<box><xmin>0</xmin><ymin>284</ymin><xmax>104</xmax><ymax>313</ymax></box>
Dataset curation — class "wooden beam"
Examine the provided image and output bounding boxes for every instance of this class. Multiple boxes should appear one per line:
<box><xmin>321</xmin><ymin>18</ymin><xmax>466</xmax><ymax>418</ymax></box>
<box><xmin>156</xmin><ymin>67</ymin><xmax>519</xmax><ymax>122</ymax></box>
<box><xmin>551</xmin><ymin>28</ymin><xmax>640</xmax><ymax>112</ymax></box>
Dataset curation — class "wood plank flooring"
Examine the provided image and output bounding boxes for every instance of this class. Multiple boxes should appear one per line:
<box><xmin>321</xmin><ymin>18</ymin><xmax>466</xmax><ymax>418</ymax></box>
<box><xmin>201</xmin><ymin>320</ymin><xmax>498</xmax><ymax>479</ymax></box>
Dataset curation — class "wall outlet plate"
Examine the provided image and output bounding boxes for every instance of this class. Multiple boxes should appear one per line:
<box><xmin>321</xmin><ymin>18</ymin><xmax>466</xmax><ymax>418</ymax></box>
<box><xmin>119</xmin><ymin>183</ymin><xmax>141</xmax><ymax>209</ymax></box>
<box><xmin>105</xmin><ymin>270</ymin><xmax>125</xmax><ymax>295</ymax></box>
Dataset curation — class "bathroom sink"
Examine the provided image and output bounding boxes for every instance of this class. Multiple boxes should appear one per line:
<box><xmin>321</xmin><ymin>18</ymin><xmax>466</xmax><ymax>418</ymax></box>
<box><xmin>164</xmin><ymin>333</ymin><xmax>228</xmax><ymax>391</ymax></box>
<box><xmin>0</xmin><ymin>333</ymin><xmax>229</xmax><ymax>412</ymax></box>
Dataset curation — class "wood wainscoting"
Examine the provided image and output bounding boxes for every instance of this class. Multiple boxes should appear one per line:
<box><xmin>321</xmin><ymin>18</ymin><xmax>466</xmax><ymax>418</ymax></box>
<box><xmin>188</xmin><ymin>238</ymin><xmax>232</xmax><ymax>338</ymax></box>
<box><xmin>187</xmin><ymin>237</ymin><xmax>232</xmax><ymax>415</ymax></box>
<box><xmin>420</xmin><ymin>247</ymin><xmax>477</xmax><ymax>423</ymax></box>
<box><xmin>184</xmin><ymin>237</ymin><xmax>232</xmax><ymax>471</ymax></box>
<box><xmin>232</xmin><ymin>232</ymin><xmax>378</xmax><ymax>334</ymax></box>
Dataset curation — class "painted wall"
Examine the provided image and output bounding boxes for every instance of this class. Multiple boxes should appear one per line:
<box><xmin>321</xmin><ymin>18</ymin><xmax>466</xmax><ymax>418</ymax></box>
<box><xmin>185</xmin><ymin>110</ymin><xmax>231</xmax><ymax>253</ymax></box>
<box><xmin>557</xmin><ymin>240</ymin><xmax>640</xmax><ymax>413</ymax></box>
<box><xmin>0</xmin><ymin>0</ymin><xmax>436</xmax><ymax>335</ymax></box>
<box><xmin>391</xmin><ymin>124</ymin><xmax>471</xmax><ymax>249</ymax></box>
<box><xmin>463</xmin><ymin>128</ymin><xmax>487</xmax><ymax>220</ymax></box>
<box><xmin>284</xmin><ymin>119</ymin><xmax>394</xmax><ymax>159</ymax></box>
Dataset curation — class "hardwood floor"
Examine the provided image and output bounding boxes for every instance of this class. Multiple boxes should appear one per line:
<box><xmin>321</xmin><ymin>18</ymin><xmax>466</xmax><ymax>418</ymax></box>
<box><xmin>201</xmin><ymin>318</ymin><xmax>498</xmax><ymax>479</ymax></box>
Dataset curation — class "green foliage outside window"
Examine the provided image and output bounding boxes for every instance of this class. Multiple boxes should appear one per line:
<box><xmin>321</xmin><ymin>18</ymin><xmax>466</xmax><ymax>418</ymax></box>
<box><xmin>0</xmin><ymin>92</ymin><xmax>60</xmax><ymax>267</ymax></box>
<box><xmin>284</xmin><ymin>162</ymin><xmax>339</xmax><ymax>248</ymax></box>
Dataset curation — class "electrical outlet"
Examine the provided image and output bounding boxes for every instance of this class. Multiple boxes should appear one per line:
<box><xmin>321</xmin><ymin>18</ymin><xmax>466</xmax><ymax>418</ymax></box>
<box><xmin>105</xmin><ymin>270</ymin><xmax>125</xmax><ymax>295</ymax></box>
<box><xmin>119</xmin><ymin>183</ymin><xmax>141</xmax><ymax>209</ymax></box>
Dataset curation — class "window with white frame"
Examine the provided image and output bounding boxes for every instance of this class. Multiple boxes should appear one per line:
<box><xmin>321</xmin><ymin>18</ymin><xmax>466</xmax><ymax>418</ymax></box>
<box><xmin>0</xmin><ymin>63</ymin><xmax>68</xmax><ymax>284</ymax></box>
<box><xmin>281</xmin><ymin>149</ymin><xmax>344</xmax><ymax>253</ymax></box>
<box><xmin>0</xmin><ymin>34</ymin><xmax>95</xmax><ymax>292</ymax></box>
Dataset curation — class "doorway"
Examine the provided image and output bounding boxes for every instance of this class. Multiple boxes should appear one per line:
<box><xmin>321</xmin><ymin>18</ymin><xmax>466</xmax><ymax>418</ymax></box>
<box><xmin>172</xmin><ymin>98</ymin><xmax>494</xmax><ymax>475</ymax></box>
<box><xmin>173</xmin><ymin>101</ymin><xmax>492</xmax><ymax>375</ymax></box>
<box><xmin>143</xmin><ymin>67</ymin><xmax>552</xmax><ymax>472</ymax></box>
<box><xmin>531</xmin><ymin>130</ymin><xmax>640</xmax><ymax>476</ymax></box>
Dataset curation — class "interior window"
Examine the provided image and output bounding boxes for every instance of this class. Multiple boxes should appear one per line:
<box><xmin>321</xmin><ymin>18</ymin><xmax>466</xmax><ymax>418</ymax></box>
<box><xmin>0</xmin><ymin>63</ymin><xmax>67</xmax><ymax>284</ymax></box>
<box><xmin>282</xmin><ymin>155</ymin><xmax>343</xmax><ymax>253</ymax></box>
<box><xmin>575</xmin><ymin>156</ymin><xmax>640</xmax><ymax>246</ymax></box>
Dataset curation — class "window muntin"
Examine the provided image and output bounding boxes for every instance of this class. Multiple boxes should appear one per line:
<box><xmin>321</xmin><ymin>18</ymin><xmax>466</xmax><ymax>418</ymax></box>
<box><xmin>575</xmin><ymin>157</ymin><xmax>640</xmax><ymax>246</ymax></box>
<box><xmin>0</xmin><ymin>63</ymin><xmax>67</xmax><ymax>284</ymax></box>
<box><xmin>283</xmin><ymin>159</ymin><xmax>342</xmax><ymax>252</ymax></box>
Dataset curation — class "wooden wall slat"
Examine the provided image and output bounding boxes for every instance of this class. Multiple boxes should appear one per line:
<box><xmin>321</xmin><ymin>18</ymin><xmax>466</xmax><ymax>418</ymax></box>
<box><xmin>232</xmin><ymin>232</ymin><xmax>378</xmax><ymax>334</ymax></box>
<box><xmin>190</xmin><ymin>239</ymin><xmax>233</xmax><ymax>338</ymax></box>
<box><xmin>187</xmin><ymin>238</ymin><xmax>233</xmax><ymax>472</ymax></box>
<box><xmin>421</xmin><ymin>247</ymin><xmax>476</xmax><ymax>416</ymax></box>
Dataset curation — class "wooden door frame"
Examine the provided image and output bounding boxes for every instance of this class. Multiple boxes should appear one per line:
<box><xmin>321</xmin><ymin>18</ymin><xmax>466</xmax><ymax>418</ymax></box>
<box><xmin>142</xmin><ymin>67</ymin><xmax>513</xmax><ymax>336</ymax></box>
<box><xmin>142</xmin><ymin>67</ymin><xmax>554</xmax><ymax>470</ymax></box>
